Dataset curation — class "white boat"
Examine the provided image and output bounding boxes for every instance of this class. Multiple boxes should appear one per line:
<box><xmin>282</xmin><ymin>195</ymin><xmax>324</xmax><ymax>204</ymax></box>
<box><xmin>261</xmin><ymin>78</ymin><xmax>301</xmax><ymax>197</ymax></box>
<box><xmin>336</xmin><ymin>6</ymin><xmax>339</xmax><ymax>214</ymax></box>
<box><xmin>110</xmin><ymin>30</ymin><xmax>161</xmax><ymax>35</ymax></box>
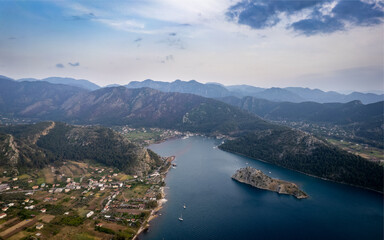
<box><xmin>178</xmin><ymin>213</ymin><xmax>183</xmax><ymax>221</ymax></box>
<box><xmin>183</xmin><ymin>204</ymin><xmax>186</xmax><ymax>209</ymax></box>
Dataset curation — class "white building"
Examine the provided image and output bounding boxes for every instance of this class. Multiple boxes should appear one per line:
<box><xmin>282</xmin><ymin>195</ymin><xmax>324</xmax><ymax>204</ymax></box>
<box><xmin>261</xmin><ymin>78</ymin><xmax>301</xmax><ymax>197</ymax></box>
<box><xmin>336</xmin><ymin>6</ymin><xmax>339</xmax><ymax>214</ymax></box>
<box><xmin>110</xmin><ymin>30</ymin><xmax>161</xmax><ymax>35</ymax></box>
<box><xmin>86</xmin><ymin>211</ymin><xmax>94</xmax><ymax>218</ymax></box>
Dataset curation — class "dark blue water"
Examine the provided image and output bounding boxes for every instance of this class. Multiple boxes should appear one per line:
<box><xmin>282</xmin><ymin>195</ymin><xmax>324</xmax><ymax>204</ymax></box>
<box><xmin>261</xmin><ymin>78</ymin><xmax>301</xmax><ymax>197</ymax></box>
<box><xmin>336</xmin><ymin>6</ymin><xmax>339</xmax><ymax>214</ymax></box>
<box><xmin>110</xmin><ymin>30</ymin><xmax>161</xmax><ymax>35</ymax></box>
<box><xmin>140</xmin><ymin>136</ymin><xmax>383</xmax><ymax>240</ymax></box>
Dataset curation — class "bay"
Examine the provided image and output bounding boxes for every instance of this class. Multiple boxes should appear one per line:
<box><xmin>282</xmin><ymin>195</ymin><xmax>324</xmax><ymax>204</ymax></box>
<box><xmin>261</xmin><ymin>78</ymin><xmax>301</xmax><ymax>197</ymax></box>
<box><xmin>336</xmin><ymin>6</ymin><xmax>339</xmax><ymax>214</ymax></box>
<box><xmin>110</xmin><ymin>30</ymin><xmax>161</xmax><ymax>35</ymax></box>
<box><xmin>140</xmin><ymin>136</ymin><xmax>383</xmax><ymax>240</ymax></box>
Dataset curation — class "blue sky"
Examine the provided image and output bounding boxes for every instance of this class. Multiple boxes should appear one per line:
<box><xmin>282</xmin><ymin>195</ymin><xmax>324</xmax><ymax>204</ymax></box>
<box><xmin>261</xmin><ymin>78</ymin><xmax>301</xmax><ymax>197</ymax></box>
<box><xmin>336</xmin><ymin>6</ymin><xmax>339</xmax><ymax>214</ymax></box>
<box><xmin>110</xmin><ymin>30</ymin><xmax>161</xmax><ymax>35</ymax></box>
<box><xmin>0</xmin><ymin>0</ymin><xmax>383</xmax><ymax>92</ymax></box>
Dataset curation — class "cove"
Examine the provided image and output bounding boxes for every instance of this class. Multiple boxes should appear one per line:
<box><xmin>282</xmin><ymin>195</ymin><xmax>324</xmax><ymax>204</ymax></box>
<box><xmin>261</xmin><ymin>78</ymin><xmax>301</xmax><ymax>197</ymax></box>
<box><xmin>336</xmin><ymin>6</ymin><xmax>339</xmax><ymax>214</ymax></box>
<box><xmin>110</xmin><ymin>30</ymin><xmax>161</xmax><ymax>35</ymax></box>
<box><xmin>140</xmin><ymin>136</ymin><xmax>383</xmax><ymax>240</ymax></box>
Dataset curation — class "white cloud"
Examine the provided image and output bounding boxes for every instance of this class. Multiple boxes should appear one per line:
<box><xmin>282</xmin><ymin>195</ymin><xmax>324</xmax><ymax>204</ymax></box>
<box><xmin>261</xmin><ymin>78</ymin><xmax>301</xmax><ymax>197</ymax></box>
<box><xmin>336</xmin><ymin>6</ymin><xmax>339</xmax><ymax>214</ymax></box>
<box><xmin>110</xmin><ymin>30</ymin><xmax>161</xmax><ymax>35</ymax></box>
<box><xmin>95</xmin><ymin>19</ymin><xmax>148</xmax><ymax>33</ymax></box>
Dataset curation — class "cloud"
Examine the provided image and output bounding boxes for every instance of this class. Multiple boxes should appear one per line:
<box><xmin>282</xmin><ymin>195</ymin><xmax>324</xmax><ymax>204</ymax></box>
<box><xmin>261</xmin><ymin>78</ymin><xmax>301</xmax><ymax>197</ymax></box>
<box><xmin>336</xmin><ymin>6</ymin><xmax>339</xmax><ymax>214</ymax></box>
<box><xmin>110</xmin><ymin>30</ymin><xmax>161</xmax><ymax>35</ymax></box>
<box><xmin>227</xmin><ymin>0</ymin><xmax>384</xmax><ymax>35</ymax></box>
<box><xmin>160</xmin><ymin>55</ymin><xmax>175</xmax><ymax>63</ymax></box>
<box><xmin>95</xmin><ymin>18</ymin><xmax>153</xmax><ymax>34</ymax></box>
<box><xmin>56</xmin><ymin>63</ymin><xmax>64</xmax><ymax>68</ymax></box>
<box><xmin>68</xmin><ymin>62</ymin><xmax>80</xmax><ymax>67</ymax></box>
<box><xmin>163</xmin><ymin>32</ymin><xmax>185</xmax><ymax>49</ymax></box>
<box><xmin>291</xmin><ymin>16</ymin><xmax>344</xmax><ymax>35</ymax></box>
<box><xmin>71</xmin><ymin>12</ymin><xmax>95</xmax><ymax>21</ymax></box>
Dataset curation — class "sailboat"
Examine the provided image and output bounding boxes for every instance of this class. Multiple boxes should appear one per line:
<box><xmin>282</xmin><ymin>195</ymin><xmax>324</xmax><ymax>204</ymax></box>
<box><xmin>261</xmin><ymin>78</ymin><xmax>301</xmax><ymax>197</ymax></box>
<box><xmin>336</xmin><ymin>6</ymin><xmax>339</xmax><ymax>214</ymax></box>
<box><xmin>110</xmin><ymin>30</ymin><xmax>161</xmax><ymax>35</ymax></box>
<box><xmin>183</xmin><ymin>203</ymin><xmax>186</xmax><ymax>209</ymax></box>
<box><xmin>178</xmin><ymin>213</ymin><xmax>183</xmax><ymax>221</ymax></box>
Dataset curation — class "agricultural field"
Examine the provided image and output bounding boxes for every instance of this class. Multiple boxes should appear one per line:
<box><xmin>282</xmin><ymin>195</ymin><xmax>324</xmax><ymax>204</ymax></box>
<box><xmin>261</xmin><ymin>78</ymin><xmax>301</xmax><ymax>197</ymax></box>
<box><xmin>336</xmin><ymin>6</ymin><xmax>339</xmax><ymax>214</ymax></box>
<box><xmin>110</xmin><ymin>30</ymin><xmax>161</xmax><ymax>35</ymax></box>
<box><xmin>0</xmin><ymin>159</ymin><xmax>168</xmax><ymax>239</ymax></box>
<box><xmin>327</xmin><ymin>138</ymin><xmax>384</xmax><ymax>165</ymax></box>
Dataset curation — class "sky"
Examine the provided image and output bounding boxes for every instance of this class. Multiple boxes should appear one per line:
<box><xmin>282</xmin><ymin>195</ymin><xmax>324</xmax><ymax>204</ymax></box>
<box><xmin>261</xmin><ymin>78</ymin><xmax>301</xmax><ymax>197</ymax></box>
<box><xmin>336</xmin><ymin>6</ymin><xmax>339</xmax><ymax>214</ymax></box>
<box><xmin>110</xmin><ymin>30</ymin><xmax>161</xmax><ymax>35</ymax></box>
<box><xmin>0</xmin><ymin>0</ymin><xmax>383</xmax><ymax>92</ymax></box>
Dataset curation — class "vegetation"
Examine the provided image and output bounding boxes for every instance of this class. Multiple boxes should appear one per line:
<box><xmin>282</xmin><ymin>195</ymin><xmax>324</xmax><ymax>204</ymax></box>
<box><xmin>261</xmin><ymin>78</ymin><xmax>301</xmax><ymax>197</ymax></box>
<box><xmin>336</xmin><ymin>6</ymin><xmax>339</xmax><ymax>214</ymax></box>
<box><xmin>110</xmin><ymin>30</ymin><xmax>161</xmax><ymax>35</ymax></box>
<box><xmin>220</xmin><ymin>96</ymin><xmax>384</xmax><ymax>149</ymax></box>
<box><xmin>95</xmin><ymin>226</ymin><xmax>115</xmax><ymax>234</ymax></box>
<box><xmin>58</xmin><ymin>215</ymin><xmax>84</xmax><ymax>226</ymax></box>
<box><xmin>0</xmin><ymin>122</ymin><xmax>162</xmax><ymax>175</ymax></box>
<box><xmin>220</xmin><ymin>131</ymin><xmax>383</xmax><ymax>192</ymax></box>
<box><xmin>37</xmin><ymin>122</ymin><xmax>144</xmax><ymax>173</ymax></box>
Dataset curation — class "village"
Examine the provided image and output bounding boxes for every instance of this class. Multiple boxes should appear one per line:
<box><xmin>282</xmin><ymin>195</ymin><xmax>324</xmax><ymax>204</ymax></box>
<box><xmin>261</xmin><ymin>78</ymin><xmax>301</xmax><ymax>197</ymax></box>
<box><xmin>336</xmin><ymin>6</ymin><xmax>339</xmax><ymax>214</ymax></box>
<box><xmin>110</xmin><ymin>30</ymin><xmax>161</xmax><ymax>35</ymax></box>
<box><xmin>0</xmin><ymin>157</ymin><xmax>173</xmax><ymax>240</ymax></box>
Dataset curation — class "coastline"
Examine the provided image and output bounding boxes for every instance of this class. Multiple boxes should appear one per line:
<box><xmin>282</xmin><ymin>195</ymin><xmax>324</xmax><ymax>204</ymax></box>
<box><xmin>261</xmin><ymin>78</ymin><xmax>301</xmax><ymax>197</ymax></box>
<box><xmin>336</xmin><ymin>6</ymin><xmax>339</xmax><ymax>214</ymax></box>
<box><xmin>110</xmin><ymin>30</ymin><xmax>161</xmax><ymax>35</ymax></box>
<box><xmin>133</xmin><ymin>156</ymin><xmax>174</xmax><ymax>240</ymax></box>
<box><xmin>220</xmin><ymin>148</ymin><xmax>384</xmax><ymax>194</ymax></box>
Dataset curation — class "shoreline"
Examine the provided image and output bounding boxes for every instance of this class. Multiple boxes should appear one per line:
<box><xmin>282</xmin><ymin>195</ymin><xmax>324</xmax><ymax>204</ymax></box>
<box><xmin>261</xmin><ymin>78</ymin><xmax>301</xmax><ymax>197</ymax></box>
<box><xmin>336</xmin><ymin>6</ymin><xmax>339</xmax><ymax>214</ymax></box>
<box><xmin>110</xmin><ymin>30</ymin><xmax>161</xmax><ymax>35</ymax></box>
<box><xmin>133</xmin><ymin>156</ymin><xmax>174</xmax><ymax>240</ymax></box>
<box><xmin>220</xmin><ymin>148</ymin><xmax>384</xmax><ymax>194</ymax></box>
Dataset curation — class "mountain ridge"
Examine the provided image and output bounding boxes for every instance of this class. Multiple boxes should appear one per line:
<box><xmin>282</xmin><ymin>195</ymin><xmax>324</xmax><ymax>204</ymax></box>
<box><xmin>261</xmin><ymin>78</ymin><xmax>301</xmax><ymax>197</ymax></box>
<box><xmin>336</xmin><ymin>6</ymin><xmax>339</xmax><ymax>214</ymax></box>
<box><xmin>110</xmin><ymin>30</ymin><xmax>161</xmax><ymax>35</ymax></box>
<box><xmin>0</xmin><ymin>121</ymin><xmax>162</xmax><ymax>176</ymax></box>
<box><xmin>0</xmin><ymin>78</ymin><xmax>382</xmax><ymax>192</ymax></box>
<box><xmin>2</xmin><ymin>75</ymin><xmax>382</xmax><ymax>104</ymax></box>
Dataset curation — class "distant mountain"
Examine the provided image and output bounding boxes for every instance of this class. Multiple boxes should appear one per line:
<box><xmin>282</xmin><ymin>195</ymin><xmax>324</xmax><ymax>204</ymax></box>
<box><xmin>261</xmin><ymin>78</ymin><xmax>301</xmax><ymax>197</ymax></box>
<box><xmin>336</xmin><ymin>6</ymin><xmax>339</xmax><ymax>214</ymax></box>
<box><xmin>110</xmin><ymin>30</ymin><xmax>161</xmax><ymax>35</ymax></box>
<box><xmin>285</xmin><ymin>87</ymin><xmax>384</xmax><ymax>104</ymax></box>
<box><xmin>0</xmin><ymin>78</ymin><xmax>86</xmax><ymax>118</ymax></box>
<box><xmin>251</xmin><ymin>87</ymin><xmax>305</xmax><ymax>102</ymax></box>
<box><xmin>125</xmin><ymin>79</ymin><xmax>231</xmax><ymax>98</ymax></box>
<box><xmin>343</xmin><ymin>92</ymin><xmax>384</xmax><ymax>104</ymax></box>
<box><xmin>220</xmin><ymin>96</ymin><xmax>383</xmax><ymax>124</ymax></box>
<box><xmin>0</xmin><ymin>75</ymin><xmax>14</xmax><ymax>81</ymax></box>
<box><xmin>284</xmin><ymin>87</ymin><xmax>343</xmax><ymax>103</ymax></box>
<box><xmin>226</xmin><ymin>85</ymin><xmax>383</xmax><ymax>104</ymax></box>
<box><xmin>5</xmin><ymin>75</ymin><xmax>383</xmax><ymax>104</ymax></box>
<box><xmin>219</xmin><ymin>96</ymin><xmax>384</xmax><ymax>148</ymax></box>
<box><xmin>0</xmin><ymin>78</ymin><xmax>382</xmax><ymax>191</ymax></box>
<box><xmin>18</xmin><ymin>76</ymin><xmax>100</xmax><ymax>91</ymax></box>
<box><xmin>60</xmin><ymin>86</ymin><xmax>275</xmax><ymax>134</ymax></box>
<box><xmin>0</xmin><ymin>122</ymin><xmax>162</xmax><ymax>175</ymax></box>
<box><xmin>125</xmin><ymin>79</ymin><xmax>383</xmax><ymax>104</ymax></box>
<box><xmin>226</xmin><ymin>85</ymin><xmax>265</xmax><ymax>96</ymax></box>
<box><xmin>104</xmin><ymin>84</ymin><xmax>122</xmax><ymax>88</ymax></box>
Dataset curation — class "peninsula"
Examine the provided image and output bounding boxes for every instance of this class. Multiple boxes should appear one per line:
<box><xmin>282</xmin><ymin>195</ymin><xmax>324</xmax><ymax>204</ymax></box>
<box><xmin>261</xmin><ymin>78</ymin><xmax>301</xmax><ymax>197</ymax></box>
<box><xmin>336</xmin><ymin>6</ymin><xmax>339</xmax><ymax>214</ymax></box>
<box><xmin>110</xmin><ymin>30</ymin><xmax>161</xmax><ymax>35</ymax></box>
<box><xmin>232</xmin><ymin>167</ymin><xmax>308</xmax><ymax>199</ymax></box>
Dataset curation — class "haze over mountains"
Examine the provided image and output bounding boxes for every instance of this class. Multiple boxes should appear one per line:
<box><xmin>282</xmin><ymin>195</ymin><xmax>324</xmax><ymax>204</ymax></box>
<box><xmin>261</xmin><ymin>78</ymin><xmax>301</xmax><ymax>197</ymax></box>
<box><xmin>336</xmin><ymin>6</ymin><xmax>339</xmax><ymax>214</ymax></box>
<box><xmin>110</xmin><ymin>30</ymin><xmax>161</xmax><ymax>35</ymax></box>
<box><xmin>9</xmin><ymin>75</ymin><xmax>383</xmax><ymax>104</ymax></box>
<box><xmin>0</xmin><ymin>76</ymin><xmax>382</xmax><ymax>192</ymax></box>
<box><xmin>17</xmin><ymin>76</ymin><xmax>100</xmax><ymax>91</ymax></box>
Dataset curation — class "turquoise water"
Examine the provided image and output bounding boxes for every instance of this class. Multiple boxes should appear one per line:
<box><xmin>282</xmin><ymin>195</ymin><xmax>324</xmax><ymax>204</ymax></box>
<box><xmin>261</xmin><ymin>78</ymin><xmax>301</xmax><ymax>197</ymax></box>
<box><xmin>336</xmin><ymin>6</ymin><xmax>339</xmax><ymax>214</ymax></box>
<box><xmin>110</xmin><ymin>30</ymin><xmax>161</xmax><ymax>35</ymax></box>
<box><xmin>140</xmin><ymin>136</ymin><xmax>383</xmax><ymax>240</ymax></box>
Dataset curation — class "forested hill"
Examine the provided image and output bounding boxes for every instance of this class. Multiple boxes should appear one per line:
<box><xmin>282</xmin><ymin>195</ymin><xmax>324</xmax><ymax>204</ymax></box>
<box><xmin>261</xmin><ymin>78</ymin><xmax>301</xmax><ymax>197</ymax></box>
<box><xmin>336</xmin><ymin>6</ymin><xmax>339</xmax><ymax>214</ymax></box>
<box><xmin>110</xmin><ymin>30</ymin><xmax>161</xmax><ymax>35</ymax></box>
<box><xmin>219</xmin><ymin>96</ymin><xmax>384</xmax><ymax>148</ymax></box>
<box><xmin>219</xmin><ymin>96</ymin><xmax>383</xmax><ymax>124</ymax></box>
<box><xmin>0</xmin><ymin>122</ymin><xmax>162</xmax><ymax>176</ymax></box>
<box><xmin>219</xmin><ymin>130</ymin><xmax>383</xmax><ymax>192</ymax></box>
<box><xmin>60</xmin><ymin>86</ymin><xmax>276</xmax><ymax>134</ymax></box>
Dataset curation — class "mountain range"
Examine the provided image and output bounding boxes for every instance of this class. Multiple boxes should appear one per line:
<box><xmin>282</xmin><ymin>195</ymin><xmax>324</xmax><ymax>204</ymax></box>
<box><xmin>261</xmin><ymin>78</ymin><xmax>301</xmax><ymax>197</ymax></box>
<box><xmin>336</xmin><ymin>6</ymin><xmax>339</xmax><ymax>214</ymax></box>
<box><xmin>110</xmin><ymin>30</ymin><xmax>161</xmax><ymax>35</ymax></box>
<box><xmin>125</xmin><ymin>79</ymin><xmax>383</xmax><ymax>104</ymax></box>
<box><xmin>6</xmin><ymin>75</ymin><xmax>383</xmax><ymax>104</ymax></box>
<box><xmin>219</xmin><ymin>96</ymin><xmax>383</xmax><ymax>124</ymax></box>
<box><xmin>17</xmin><ymin>76</ymin><xmax>101</xmax><ymax>91</ymax></box>
<box><xmin>219</xmin><ymin>96</ymin><xmax>384</xmax><ymax>148</ymax></box>
<box><xmin>0</xmin><ymin>77</ymin><xmax>382</xmax><ymax>192</ymax></box>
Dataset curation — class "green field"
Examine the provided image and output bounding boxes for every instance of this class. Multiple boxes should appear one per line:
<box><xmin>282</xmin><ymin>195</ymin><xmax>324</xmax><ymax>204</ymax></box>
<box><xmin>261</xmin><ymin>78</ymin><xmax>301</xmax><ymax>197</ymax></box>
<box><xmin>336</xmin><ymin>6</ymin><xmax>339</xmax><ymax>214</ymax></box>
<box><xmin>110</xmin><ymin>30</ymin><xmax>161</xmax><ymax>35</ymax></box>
<box><xmin>327</xmin><ymin>138</ymin><xmax>384</xmax><ymax>165</ymax></box>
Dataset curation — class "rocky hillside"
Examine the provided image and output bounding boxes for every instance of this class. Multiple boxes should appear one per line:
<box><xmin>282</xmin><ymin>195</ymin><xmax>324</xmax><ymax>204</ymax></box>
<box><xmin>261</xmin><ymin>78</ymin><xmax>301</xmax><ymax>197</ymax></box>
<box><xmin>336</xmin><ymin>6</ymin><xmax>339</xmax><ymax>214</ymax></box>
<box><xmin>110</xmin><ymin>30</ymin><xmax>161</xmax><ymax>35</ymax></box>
<box><xmin>0</xmin><ymin>122</ymin><xmax>162</xmax><ymax>176</ymax></box>
<box><xmin>0</xmin><ymin>77</ymin><xmax>86</xmax><ymax>119</ymax></box>
<box><xmin>232</xmin><ymin>167</ymin><xmax>308</xmax><ymax>199</ymax></box>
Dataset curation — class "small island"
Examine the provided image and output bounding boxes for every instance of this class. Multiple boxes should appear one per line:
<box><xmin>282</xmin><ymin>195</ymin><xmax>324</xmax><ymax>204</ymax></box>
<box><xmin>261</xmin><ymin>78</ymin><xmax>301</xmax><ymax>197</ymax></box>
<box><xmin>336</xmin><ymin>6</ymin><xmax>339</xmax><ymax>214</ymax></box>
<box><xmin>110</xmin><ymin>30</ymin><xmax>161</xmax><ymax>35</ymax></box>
<box><xmin>232</xmin><ymin>167</ymin><xmax>308</xmax><ymax>199</ymax></box>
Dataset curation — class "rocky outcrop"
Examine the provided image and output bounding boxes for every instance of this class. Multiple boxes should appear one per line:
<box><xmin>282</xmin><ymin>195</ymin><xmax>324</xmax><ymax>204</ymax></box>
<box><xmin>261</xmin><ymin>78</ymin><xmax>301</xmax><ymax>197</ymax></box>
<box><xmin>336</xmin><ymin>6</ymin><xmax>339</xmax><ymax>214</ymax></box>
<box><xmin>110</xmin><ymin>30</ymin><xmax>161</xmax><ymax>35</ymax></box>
<box><xmin>232</xmin><ymin>167</ymin><xmax>308</xmax><ymax>199</ymax></box>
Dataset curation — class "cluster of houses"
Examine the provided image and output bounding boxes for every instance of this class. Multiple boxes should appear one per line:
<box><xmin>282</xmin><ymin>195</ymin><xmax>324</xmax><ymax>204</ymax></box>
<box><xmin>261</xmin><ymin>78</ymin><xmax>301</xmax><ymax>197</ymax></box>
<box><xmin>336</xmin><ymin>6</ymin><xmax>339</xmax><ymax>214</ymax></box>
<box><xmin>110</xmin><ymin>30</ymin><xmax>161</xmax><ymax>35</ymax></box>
<box><xmin>0</xmin><ymin>161</ymin><xmax>167</xmax><ymax>236</ymax></box>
